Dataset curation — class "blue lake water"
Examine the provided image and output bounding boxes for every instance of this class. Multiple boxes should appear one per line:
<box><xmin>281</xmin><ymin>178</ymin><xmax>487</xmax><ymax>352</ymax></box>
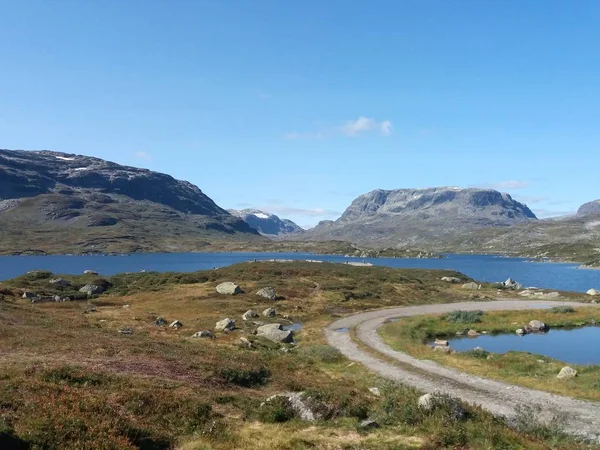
<box><xmin>443</xmin><ymin>327</ymin><xmax>600</xmax><ymax>365</ymax></box>
<box><xmin>0</xmin><ymin>252</ymin><xmax>598</xmax><ymax>293</ymax></box>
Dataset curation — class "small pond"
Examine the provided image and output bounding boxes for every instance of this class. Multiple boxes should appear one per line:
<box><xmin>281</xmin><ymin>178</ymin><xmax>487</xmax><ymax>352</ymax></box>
<box><xmin>437</xmin><ymin>326</ymin><xmax>600</xmax><ymax>365</ymax></box>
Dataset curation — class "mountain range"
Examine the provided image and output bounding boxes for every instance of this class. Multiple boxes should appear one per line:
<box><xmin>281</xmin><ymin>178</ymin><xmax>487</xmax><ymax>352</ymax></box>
<box><xmin>0</xmin><ymin>149</ymin><xmax>598</xmax><ymax>264</ymax></box>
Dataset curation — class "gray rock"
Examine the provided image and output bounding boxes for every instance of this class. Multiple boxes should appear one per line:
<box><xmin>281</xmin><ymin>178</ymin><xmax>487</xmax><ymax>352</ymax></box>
<box><xmin>262</xmin><ymin>307</ymin><xmax>277</xmax><ymax>317</ymax></box>
<box><xmin>368</xmin><ymin>387</ymin><xmax>381</xmax><ymax>396</ymax></box>
<box><xmin>262</xmin><ymin>392</ymin><xmax>316</xmax><ymax>421</ymax></box>
<box><xmin>516</xmin><ymin>328</ymin><xmax>527</xmax><ymax>335</ymax></box>
<box><xmin>155</xmin><ymin>317</ymin><xmax>167</xmax><ymax>326</ymax></box>
<box><xmin>359</xmin><ymin>419</ymin><xmax>380</xmax><ymax>430</ymax></box>
<box><xmin>418</xmin><ymin>393</ymin><xmax>435</xmax><ymax>410</ymax></box>
<box><xmin>118</xmin><ymin>328</ymin><xmax>134</xmax><ymax>335</ymax></box>
<box><xmin>467</xmin><ymin>329</ymin><xmax>479</xmax><ymax>337</ymax></box>
<box><xmin>557</xmin><ymin>366</ymin><xmax>577</xmax><ymax>379</ymax></box>
<box><xmin>433</xmin><ymin>345</ymin><xmax>452</xmax><ymax>353</ymax></box>
<box><xmin>256</xmin><ymin>323</ymin><xmax>293</xmax><ymax>343</ymax></box>
<box><xmin>239</xmin><ymin>337</ymin><xmax>252</xmax><ymax>348</ymax></box>
<box><xmin>169</xmin><ymin>320</ymin><xmax>183</xmax><ymax>329</ymax></box>
<box><xmin>528</xmin><ymin>320</ymin><xmax>546</xmax><ymax>331</ymax></box>
<box><xmin>216</xmin><ymin>282</ymin><xmax>242</xmax><ymax>295</ymax></box>
<box><xmin>22</xmin><ymin>291</ymin><xmax>36</xmax><ymax>299</ymax></box>
<box><xmin>256</xmin><ymin>286</ymin><xmax>277</xmax><ymax>300</ymax></box>
<box><xmin>441</xmin><ymin>276</ymin><xmax>462</xmax><ymax>283</ymax></box>
<box><xmin>242</xmin><ymin>309</ymin><xmax>259</xmax><ymax>321</ymax></box>
<box><xmin>84</xmin><ymin>270</ymin><xmax>98</xmax><ymax>275</ymax></box>
<box><xmin>215</xmin><ymin>318</ymin><xmax>235</xmax><ymax>332</ymax></box>
<box><xmin>503</xmin><ymin>278</ymin><xmax>523</xmax><ymax>290</ymax></box>
<box><xmin>49</xmin><ymin>278</ymin><xmax>70</xmax><ymax>287</ymax></box>
<box><xmin>434</xmin><ymin>339</ymin><xmax>449</xmax><ymax>346</ymax></box>
<box><xmin>418</xmin><ymin>393</ymin><xmax>465</xmax><ymax>420</ymax></box>
<box><xmin>79</xmin><ymin>284</ymin><xmax>105</xmax><ymax>296</ymax></box>
<box><xmin>587</xmin><ymin>289</ymin><xmax>600</xmax><ymax>296</ymax></box>
<box><xmin>192</xmin><ymin>330</ymin><xmax>214</xmax><ymax>338</ymax></box>
<box><xmin>462</xmin><ymin>282</ymin><xmax>480</xmax><ymax>290</ymax></box>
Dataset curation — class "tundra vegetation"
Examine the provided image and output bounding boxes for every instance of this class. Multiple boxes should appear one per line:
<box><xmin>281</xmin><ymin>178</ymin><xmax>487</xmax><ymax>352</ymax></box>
<box><xmin>380</xmin><ymin>306</ymin><xmax>600</xmax><ymax>402</ymax></box>
<box><xmin>0</xmin><ymin>262</ymin><xmax>593</xmax><ymax>449</ymax></box>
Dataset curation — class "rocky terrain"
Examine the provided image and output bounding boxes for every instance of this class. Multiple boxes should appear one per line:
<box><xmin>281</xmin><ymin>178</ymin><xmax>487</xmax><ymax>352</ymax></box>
<box><xmin>296</xmin><ymin>187</ymin><xmax>537</xmax><ymax>247</ymax></box>
<box><xmin>0</xmin><ymin>149</ymin><xmax>262</xmax><ymax>254</ymax></box>
<box><xmin>228</xmin><ymin>208</ymin><xmax>303</xmax><ymax>237</ymax></box>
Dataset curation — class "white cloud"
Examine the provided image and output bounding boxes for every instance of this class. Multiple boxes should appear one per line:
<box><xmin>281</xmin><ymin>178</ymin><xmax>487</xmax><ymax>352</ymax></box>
<box><xmin>284</xmin><ymin>116</ymin><xmax>392</xmax><ymax>139</ymax></box>
<box><xmin>133</xmin><ymin>151</ymin><xmax>152</xmax><ymax>162</ymax></box>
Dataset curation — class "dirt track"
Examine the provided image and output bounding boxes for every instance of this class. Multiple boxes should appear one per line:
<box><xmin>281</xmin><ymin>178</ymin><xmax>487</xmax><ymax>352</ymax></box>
<box><xmin>325</xmin><ymin>299</ymin><xmax>600</xmax><ymax>440</ymax></box>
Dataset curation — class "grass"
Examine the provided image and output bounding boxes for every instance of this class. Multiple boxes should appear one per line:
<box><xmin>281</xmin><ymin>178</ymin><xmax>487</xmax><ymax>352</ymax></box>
<box><xmin>379</xmin><ymin>307</ymin><xmax>600</xmax><ymax>401</ymax></box>
<box><xmin>0</xmin><ymin>262</ymin><xmax>593</xmax><ymax>449</ymax></box>
<box><xmin>443</xmin><ymin>309</ymin><xmax>484</xmax><ymax>324</ymax></box>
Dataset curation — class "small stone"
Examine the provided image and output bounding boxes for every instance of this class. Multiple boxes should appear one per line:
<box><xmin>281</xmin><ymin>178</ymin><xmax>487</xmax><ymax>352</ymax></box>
<box><xmin>557</xmin><ymin>366</ymin><xmax>577</xmax><ymax>379</ymax></box>
<box><xmin>118</xmin><ymin>328</ymin><xmax>134</xmax><ymax>335</ymax></box>
<box><xmin>84</xmin><ymin>270</ymin><xmax>98</xmax><ymax>275</ymax></box>
<box><xmin>256</xmin><ymin>287</ymin><xmax>277</xmax><ymax>300</ymax></box>
<box><xmin>418</xmin><ymin>393</ymin><xmax>434</xmax><ymax>410</ymax></box>
<box><xmin>169</xmin><ymin>320</ymin><xmax>183</xmax><ymax>329</ymax></box>
<box><xmin>467</xmin><ymin>329</ymin><xmax>479</xmax><ymax>337</ymax></box>
<box><xmin>441</xmin><ymin>277</ymin><xmax>461</xmax><ymax>283</ymax></box>
<box><xmin>359</xmin><ymin>419</ymin><xmax>380</xmax><ymax>430</ymax></box>
<box><xmin>155</xmin><ymin>317</ymin><xmax>167</xmax><ymax>326</ymax></box>
<box><xmin>262</xmin><ymin>307</ymin><xmax>277</xmax><ymax>317</ymax></box>
<box><xmin>239</xmin><ymin>337</ymin><xmax>252</xmax><ymax>348</ymax></box>
<box><xmin>242</xmin><ymin>310</ymin><xmax>259</xmax><ymax>321</ymax></box>
<box><xmin>368</xmin><ymin>387</ymin><xmax>381</xmax><ymax>396</ymax></box>
<box><xmin>434</xmin><ymin>339</ymin><xmax>449</xmax><ymax>346</ymax></box>
<box><xmin>462</xmin><ymin>282</ymin><xmax>480</xmax><ymax>290</ymax></box>
<box><xmin>516</xmin><ymin>328</ymin><xmax>526</xmax><ymax>335</ymax></box>
<box><xmin>49</xmin><ymin>278</ymin><xmax>70</xmax><ymax>287</ymax></box>
<box><xmin>528</xmin><ymin>320</ymin><xmax>547</xmax><ymax>331</ymax></box>
<box><xmin>256</xmin><ymin>323</ymin><xmax>293</xmax><ymax>343</ymax></box>
<box><xmin>22</xmin><ymin>291</ymin><xmax>36</xmax><ymax>299</ymax></box>
<box><xmin>433</xmin><ymin>345</ymin><xmax>452</xmax><ymax>353</ymax></box>
<box><xmin>215</xmin><ymin>318</ymin><xmax>235</xmax><ymax>332</ymax></box>
<box><xmin>79</xmin><ymin>284</ymin><xmax>105</xmax><ymax>296</ymax></box>
<box><xmin>192</xmin><ymin>330</ymin><xmax>214</xmax><ymax>338</ymax></box>
<box><xmin>122</xmin><ymin>304</ymin><xmax>130</xmax><ymax>309</ymax></box>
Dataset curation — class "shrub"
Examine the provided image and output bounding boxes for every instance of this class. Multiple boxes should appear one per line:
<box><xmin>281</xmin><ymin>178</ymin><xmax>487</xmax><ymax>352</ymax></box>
<box><xmin>302</xmin><ymin>388</ymin><xmax>370</xmax><ymax>420</ymax></box>
<box><xmin>550</xmin><ymin>306</ymin><xmax>575</xmax><ymax>314</ymax></box>
<box><xmin>297</xmin><ymin>345</ymin><xmax>344</xmax><ymax>364</ymax></box>
<box><xmin>42</xmin><ymin>366</ymin><xmax>110</xmax><ymax>387</ymax></box>
<box><xmin>375</xmin><ymin>382</ymin><xmax>424</xmax><ymax>426</ymax></box>
<box><xmin>463</xmin><ymin>348</ymin><xmax>491</xmax><ymax>359</ymax></box>
<box><xmin>258</xmin><ymin>397</ymin><xmax>295</xmax><ymax>423</ymax></box>
<box><xmin>444</xmin><ymin>310</ymin><xmax>484</xmax><ymax>324</ymax></box>
<box><xmin>218</xmin><ymin>366</ymin><xmax>270</xmax><ymax>387</ymax></box>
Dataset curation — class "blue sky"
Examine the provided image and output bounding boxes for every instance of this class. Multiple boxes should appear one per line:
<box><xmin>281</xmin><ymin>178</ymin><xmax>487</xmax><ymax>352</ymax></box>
<box><xmin>1</xmin><ymin>1</ymin><xmax>599</xmax><ymax>227</ymax></box>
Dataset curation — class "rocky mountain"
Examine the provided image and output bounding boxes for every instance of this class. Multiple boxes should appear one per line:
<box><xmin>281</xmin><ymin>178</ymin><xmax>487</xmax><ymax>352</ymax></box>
<box><xmin>577</xmin><ymin>200</ymin><xmax>600</xmax><ymax>217</ymax></box>
<box><xmin>297</xmin><ymin>187</ymin><xmax>537</xmax><ymax>247</ymax></box>
<box><xmin>0</xmin><ymin>149</ymin><xmax>262</xmax><ymax>254</ymax></box>
<box><xmin>228</xmin><ymin>208</ymin><xmax>303</xmax><ymax>236</ymax></box>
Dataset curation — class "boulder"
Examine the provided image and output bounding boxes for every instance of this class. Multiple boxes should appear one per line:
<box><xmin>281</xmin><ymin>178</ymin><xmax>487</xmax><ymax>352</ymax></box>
<box><xmin>79</xmin><ymin>284</ymin><xmax>105</xmax><ymax>296</ymax></box>
<box><xmin>256</xmin><ymin>287</ymin><xmax>277</xmax><ymax>300</ymax></box>
<box><xmin>418</xmin><ymin>393</ymin><xmax>435</xmax><ymax>410</ymax></box>
<box><xmin>516</xmin><ymin>328</ymin><xmax>527</xmax><ymax>336</ymax></box>
<box><xmin>192</xmin><ymin>330</ymin><xmax>214</xmax><ymax>338</ymax></box>
<box><xmin>169</xmin><ymin>320</ymin><xmax>183</xmax><ymax>329</ymax></box>
<box><xmin>462</xmin><ymin>282</ymin><xmax>480</xmax><ymax>290</ymax></box>
<box><xmin>242</xmin><ymin>309</ymin><xmax>259</xmax><ymax>321</ymax></box>
<box><xmin>215</xmin><ymin>318</ymin><xmax>235</xmax><ymax>332</ymax></box>
<box><xmin>216</xmin><ymin>282</ymin><xmax>242</xmax><ymax>295</ymax></box>
<box><xmin>256</xmin><ymin>323</ymin><xmax>294</xmax><ymax>343</ymax></box>
<box><xmin>434</xmin><ymin>339</ymin><xmax>449</xmax><ymax>346</ymax></box>
<box><xmin>587</xmin><ymin>289</ymin><xmax>600</xmax><ymax>296</ymax></box>
<box><xmin>503</xmin><ymin>278</ymin><xmax>522</xmax><ymax>290</ymax></box>
<box><xmin>368</xmin><ymin>387</ymin><xmax>381</xmax><ymax>396</ymax></box>
<box><xmin>433</xmin><ymin>346</ymin><xmax>452</xmax><ymax>353</ymax></box>
<box><xmin>467</xmin><ymin>329</ymin><xmax>479</xmax><ymax>337</ymax></box>
<box><xmin>155</xmin><ymin>317</ymin><xmax>167</xmax><ymax>326</ymax></box>
<box><xmin>22</xmin><ymin>291</ymin><xmax>36</xmax><ymax>299</ymax></box>
<box><xmin>557</xmin><ymin>366</ymin><xmax>577</xmax><ymax>379</ymax></box>
<box><xmin>441</xmin><ymin>277</ymin><xmax>461</xmax><ymax>283</ymax></box>
<box><xmin>49</xmin><ymin>278</ymin><xmax>70</xmax><ymax>287</ymax></box>
<box><xmin>262</xmin><ymin>307</ymin><xmax>277</xmax><ymax>317</ymax></box>
<box><xmin>359</xmin><ymin>419</ymin><xmax>380</xmax><ymax>430</ymax></box>
<box><xmin>528</xmin><ymin>320</ymin><xmax>547</xmax><ymax>331</ymax></box>
<box><xmin>84</xmin><ymin>270</ymin><xmax>98</xmax><ymax>275</ymax></box>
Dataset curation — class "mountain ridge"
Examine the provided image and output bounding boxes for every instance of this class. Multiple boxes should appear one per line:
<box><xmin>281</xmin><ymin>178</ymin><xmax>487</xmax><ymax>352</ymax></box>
<box><xmin>227</xmin><ymin>208</ymin><xmax>304</xmax><ymax>236</ymax></box>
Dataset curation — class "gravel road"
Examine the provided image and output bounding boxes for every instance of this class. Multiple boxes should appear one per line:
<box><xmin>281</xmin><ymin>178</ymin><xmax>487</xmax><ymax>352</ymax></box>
<box><xmin>325</xmin><ymin>299</ymin><xmax>600</xmax><ymax>440</ymax></box>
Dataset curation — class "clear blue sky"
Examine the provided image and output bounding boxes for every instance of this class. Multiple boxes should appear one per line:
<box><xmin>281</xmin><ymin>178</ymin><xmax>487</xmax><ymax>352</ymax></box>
<box><xmin>1</xmin><ymin>1</ymin><xmax>599</xmax><ymax>227</ymax></box>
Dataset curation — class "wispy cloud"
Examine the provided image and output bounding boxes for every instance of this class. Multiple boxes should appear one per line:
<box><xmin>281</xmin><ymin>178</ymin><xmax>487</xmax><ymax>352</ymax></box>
<box><xmin>133</xmin><ymin>151</ymin><xmax>152</xmax><ymax>162</ymax></box>
<box><xmin>284</xmin><ymin>116</ymin><xmax>392</xmax><ymax>139</ymax></box>
<box><xmin>475</xmin><ymin>180</ymin><xmax>531</xmax><ymax>190</ymax></box>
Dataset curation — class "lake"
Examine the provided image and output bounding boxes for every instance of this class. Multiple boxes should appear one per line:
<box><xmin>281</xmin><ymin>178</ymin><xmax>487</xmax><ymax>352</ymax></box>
<box><xmin>0</xmin><ymin>252</ymin><xmax>598</xmax><ymax>293</ymax></box>
<box><xmin>441</xmin><ymin>326</ymin><xmax>600</xmax><ymax>365</ymax></box>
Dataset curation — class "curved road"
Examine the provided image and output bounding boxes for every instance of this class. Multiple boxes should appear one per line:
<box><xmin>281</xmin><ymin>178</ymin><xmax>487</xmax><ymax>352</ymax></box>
<box><xmin>325</xmin><ymin>299</ymin><xmax>600</xmax><ymax>440</ymax></box>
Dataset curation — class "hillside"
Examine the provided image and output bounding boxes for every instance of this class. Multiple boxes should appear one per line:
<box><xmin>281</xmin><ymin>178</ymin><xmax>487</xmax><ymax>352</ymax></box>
<box><xmin>228</xmin><ymin>208</ymin><xmax>304</xmax><ymax>237</ymax></box>
<box><xmin>0</xmin><ymin>149</ymin><xmax>262</xmax><ymax>254</ymax></box>
<box><xmin>297</xmin><ymin>187</ymin><xmax>537</xmax><ymax>247</ymax></box>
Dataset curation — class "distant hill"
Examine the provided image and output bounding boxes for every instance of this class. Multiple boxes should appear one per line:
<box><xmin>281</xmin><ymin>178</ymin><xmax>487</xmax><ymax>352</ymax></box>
<box><xmin>228</xmin><ymin>208</ymin><xmax>303</xmax><ymax>237</ymax></box>
<box><xmin>299</xmin><ymin>187</ymin><xmax>537</xmax><ymax>247</ymax></box>
<box><xmin>0</xmin><ymin>149</ymin><xmax>262</xmax><ymax>254</ymax></box>
<box><xmin>577</xmin><ymin>200</ymin><xmax>600</xmax><ymax>217</ymax></box>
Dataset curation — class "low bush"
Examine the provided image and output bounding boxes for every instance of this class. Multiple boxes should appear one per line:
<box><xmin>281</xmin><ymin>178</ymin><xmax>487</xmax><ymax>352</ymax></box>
<box><xmin>296</xmin><ymin>345</ymin><xmax>344</xmax><ymax>364</ymax></box>
<box><xmin>218</xmin><ymin>366</ymin><xmax>270</xmax><ymax>387</ymax></box>
<box><xmin>550</xmin><ymin>306</ymin><xmax>576</xmax><ymax>314</ymax></box>
<box><xmin>302</xmin><ymin>387</ymin><xmax>370</xmax><ymax>420</ymax></box>
<box><xmin>42</xmin><ymin>366</ymin><xmax>111</xmax><ymax>387</ymax></box>
<box><xmin>444</xmin><ymin>310</ymin><xmax>484</xmax><ymax>324</ymax></box>
<box><xmin>258</xmin><ymin>397</ymin><xmax>296</xmax><ymax>423</ymax></box>
<box><xmin>463</xmin><ymin>348</ymin><xmax>491</xmax><ymax>359</ymax></box>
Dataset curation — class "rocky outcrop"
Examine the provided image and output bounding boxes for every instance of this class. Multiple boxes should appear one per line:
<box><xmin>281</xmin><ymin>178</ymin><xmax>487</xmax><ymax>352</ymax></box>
<box><xmin>228</xmin><ymin>208</ymin><xmax>303</xmax><ymax>236</ymax></box>
<box><xmin>79</xmin><ymin>284</ymin><xmax>105</xmax><ymax>296</ymax></box>
<box><xmin>256</xmin><ymin>287</ymin><xmax>277</xmax><ymax>300</ymax></box>
<box><xmin>557</xmin><ymin>366</ymin><xmax>577</xmax><ymax>379</ymax></box>
<box><xmin>587</xmin><ymin>289</ymin><xmax>600</xmax><ymax>296</ymax></box>
<box><xmin>215</xmin><ymin>318</ymin><xmax>235</xmax><ymax>332</ymax></box>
